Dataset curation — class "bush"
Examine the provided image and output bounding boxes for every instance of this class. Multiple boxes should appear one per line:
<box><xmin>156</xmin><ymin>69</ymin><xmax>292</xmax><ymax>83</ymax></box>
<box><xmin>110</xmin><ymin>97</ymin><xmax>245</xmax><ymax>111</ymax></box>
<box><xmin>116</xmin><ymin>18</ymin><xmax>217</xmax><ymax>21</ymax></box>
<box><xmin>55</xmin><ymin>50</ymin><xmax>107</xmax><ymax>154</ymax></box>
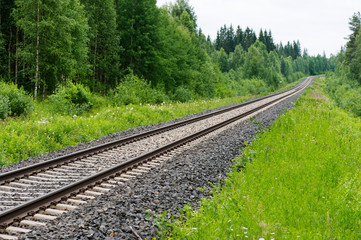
<box><xmin>173</xmin><ymin>86</ymin><xmax>193</xmax><ymax>102</ymax></box>
<box><xmin>0</xmin><ymin>95</ymin><xmax>10</xmax><ymax>119</ymax></box>
<box><xmin>241</xmin><ymin>78</ymin><xmax>268</xmax><ymax>95</ymax></box>
<box><xmin>112</xmin><ymin>73</ymin><xmax>168</xmax><ymax>106</ymax></box>
<box><xmin>325</xmin><ymin>74</ymin><xmax>361</xmax><ymax>116</ymax></box>
<box><xmin>348</xmin><ymin>91</ymin><xmax>361</xmax><ymax>116</ymax></box>
<box><xmin>287</xmin><ymin>72</ymin><xmax>305</xmax><ymax>83</ymax></box>
<box><xmin>48</xmin><ymin>82</ymin><xmax>93</xmax><ymax>115</ymax></box>
<box><xmin>0</xmin><ymin>82</ymin><xmax>33</xmax><ymax>118</ymax></box>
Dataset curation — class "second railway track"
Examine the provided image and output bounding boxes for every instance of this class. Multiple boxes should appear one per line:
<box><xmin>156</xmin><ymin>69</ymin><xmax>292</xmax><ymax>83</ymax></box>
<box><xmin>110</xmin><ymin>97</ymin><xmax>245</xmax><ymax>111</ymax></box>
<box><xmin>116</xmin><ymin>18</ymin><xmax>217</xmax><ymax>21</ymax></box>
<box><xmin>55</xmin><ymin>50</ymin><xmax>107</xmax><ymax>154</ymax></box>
<box><xmin>0</xmin><ymin>77</ymin><xmax>314</xmax><ymax>239</ymax></box>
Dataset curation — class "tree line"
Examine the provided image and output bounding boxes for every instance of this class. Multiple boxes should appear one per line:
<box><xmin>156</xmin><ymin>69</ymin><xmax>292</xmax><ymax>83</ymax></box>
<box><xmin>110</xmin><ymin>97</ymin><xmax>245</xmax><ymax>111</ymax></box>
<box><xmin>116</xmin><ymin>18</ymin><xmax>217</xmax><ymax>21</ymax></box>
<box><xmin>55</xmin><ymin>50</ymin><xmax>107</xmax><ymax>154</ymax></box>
<box><xmin>325</xmin><ymin>12</ymin><xmax>361</xmax><ymax>116</ymax></box>
<box><xmin>0</xmin><ymin>0</ymin><xmax>335</xmax><ymax>101</ymax></box>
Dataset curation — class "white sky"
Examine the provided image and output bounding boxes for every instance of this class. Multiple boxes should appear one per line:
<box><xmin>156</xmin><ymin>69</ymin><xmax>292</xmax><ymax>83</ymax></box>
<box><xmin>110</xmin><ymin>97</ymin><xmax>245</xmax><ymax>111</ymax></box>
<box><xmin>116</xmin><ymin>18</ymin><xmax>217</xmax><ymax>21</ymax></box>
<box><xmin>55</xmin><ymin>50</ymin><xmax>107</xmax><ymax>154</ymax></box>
<box><xmin>157</xmin><ymin>0</ymin><xmax>360</xmax><ymax>57</ymax></box>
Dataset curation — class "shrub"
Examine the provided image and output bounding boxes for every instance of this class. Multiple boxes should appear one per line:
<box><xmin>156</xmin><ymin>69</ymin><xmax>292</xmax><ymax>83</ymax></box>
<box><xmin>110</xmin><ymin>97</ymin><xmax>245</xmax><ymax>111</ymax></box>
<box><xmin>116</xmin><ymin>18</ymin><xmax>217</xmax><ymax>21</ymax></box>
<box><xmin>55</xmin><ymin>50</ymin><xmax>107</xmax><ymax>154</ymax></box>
<box><xmin>0</xmin><ymin>82</ymin><xmax>33</xmax><ymax>117</ymax></box>
<box><xmin>0</xmin><ymin>95</ymin><xmax>10</xmax><ymax>119</ymax></box>
<box><xmin>241</xmin><ymin>78</ymin><xmax>268</xmax><ymax>95</ymax></box>
<box><xmin>325</xmin><ymin>74</ymin><xmax>361</xmax><ymax>117</ymax></box>
<box><xmin>112</xmin><ymin>73</ymin><xmax>168</xmax><ymax>105</ymax></box>
<box><xmin>348</xmin><ymin>91</ymin><xmax>361</xmax><ymax>116</ymax></box>
<box><xmin>48</xmin><ymin>82</ymin><xmax>93</xmax><ymax>115</ymax></box>
<box><xmin>173</xmin><ymin>86</ymin><xmax>193</xmax><ymax>102</ymax></box>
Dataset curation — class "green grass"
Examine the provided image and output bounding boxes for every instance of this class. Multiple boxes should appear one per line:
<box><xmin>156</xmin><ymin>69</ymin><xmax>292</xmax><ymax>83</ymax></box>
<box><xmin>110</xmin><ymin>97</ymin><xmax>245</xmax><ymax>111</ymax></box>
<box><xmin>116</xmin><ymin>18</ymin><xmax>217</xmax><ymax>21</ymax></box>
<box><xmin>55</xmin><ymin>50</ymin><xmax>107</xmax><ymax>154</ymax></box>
<box><xmin>164</xmin><ymin>78</ymin><xmax>361</xmax><ymax>239</ymax></box>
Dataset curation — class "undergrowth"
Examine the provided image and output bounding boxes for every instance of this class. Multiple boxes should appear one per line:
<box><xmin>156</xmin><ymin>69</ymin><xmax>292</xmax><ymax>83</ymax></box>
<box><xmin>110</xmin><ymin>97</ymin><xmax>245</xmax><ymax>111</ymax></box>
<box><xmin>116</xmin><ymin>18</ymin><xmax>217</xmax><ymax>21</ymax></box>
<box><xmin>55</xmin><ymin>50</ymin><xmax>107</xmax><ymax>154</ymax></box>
<box><xmin>161</xmin><ymin>77</ymin><xmax>361</xmax><ymax>239</ymax></box>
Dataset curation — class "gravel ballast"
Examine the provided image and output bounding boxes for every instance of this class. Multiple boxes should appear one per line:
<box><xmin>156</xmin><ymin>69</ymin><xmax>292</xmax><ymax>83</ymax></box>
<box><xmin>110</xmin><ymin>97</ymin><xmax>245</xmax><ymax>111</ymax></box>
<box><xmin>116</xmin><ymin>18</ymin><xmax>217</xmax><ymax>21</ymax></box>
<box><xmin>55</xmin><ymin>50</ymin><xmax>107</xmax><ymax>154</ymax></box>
<box><xmin>15</xmin><ymin>90</ymin><xmax>305</xmax><ymax>240</ymax></box>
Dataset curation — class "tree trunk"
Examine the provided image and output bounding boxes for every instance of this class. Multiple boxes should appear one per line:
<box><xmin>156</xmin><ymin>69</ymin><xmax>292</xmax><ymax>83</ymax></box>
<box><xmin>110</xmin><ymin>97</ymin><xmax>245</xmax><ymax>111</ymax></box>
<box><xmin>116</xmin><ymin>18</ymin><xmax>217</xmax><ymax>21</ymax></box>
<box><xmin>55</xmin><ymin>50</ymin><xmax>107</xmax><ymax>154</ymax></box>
<box><xmin>15</xmin><ymin>27</ymin><xmax>19</xmax><ymax>84</ymax></box>
<box><xmin>8</xmin><ymin>27</ymin><xmax>12</xmax><ymax>79</ymax></box>
<box><xmin>35</xmin><ymin>0</ymin><xmax>40</xmax><ymax>99</ymax></box>
<box><xmin>130</xmin><ymin>22</ymin><xmax>133</xmax><ymax>66</ymax></box>
<box><xmin>93</xmin><ymin>31</ymin><xmax>97</xmax><ymax>90</ymax></box>
<box><xmin>23</xmin><ymin>33</ymin><xmax>26</xmax><ymax>79</ymax></box>
<box><xmin>42</xmin><ymin>82</ymin><xmax>46</xmax><ymax>100</ymax></box>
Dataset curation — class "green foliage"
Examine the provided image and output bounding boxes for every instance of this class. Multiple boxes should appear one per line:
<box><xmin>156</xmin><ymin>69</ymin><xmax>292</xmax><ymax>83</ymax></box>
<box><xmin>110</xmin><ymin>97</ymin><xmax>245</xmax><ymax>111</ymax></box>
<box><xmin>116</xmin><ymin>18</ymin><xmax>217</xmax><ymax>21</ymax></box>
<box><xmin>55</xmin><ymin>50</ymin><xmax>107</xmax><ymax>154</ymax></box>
<box><xmin>239</xmin><ymin>78</ymin><xmax>268</xmax><ymax>95</ymax></box>
<box><xmin>13</xmin><ymin>0</ymin><xmax>90</xmax><ymax>94</ymax></box>
<box><xmin>169</xmin><ymin>0</ymin><xmax>197</xmax><ymax>32</ymax></box>
<box><xmin>3</xmin><ymin>0</ymin><xmax>334</xmax><ymax>102</ymax></box>
<box><xmin>325</xmin><ymin>72</ymin><xmax>361</xmax><ymax>116</ymax></box>
<box><xmin>81</xmin><ymin>0</ymin><xmax>120</xmax><ymax>90</ymax></box>
<box><xmin>173</xmin><ymin>86</ymin><xmax>193</xmax><ymax>102</ymax></box>
<box><xmin>116</xmin><ymin>0</ymin><xmax>159</xmax><ymax>79</ymax></box>
<box><xmin>48</xmin><ymin>82</ymin><xmax>93</xmax><ymax>115</ymax></box>
<box><xmin>0</xmin><ymin>82</ymin><xmax>33</xmax><ymax>117</ymax></box>
<box><xmin>0</xmin><ymin>95</ymin><xmax>10</xmax><ymax>119</ymax></box>
<box><xmin>152</xmin><ymin>211</ymin><xmax>174</xmax><ymax>237</ymax></box>
<box><xmin>153</xmin><ymin>8</ymin><xmax>221</xmax><ymax>99</ymax></box>
<box><xmin>111</xmin><ymin>73</ymin><xmax>168</xmax><ymax>105</ymax></box>
<box><xmin>165</xmin><ymin>79</ymin><xmax>361</xmax><ymax>239</ymax></box>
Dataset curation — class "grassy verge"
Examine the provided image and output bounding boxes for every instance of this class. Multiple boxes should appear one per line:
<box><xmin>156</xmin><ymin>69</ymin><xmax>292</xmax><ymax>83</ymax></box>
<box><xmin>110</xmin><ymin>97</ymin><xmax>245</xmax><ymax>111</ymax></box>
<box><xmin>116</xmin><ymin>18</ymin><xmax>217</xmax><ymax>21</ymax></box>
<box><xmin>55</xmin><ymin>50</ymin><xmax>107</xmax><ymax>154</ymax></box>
<box><xmin>164</xmin><ymin>77</ymin><xmax>361</xmax><ymax>239</ymax></box>
<box><xmin>0</xmin><ymin>79</ymin><xmax>303</xmax><ymax>167</ymax></box>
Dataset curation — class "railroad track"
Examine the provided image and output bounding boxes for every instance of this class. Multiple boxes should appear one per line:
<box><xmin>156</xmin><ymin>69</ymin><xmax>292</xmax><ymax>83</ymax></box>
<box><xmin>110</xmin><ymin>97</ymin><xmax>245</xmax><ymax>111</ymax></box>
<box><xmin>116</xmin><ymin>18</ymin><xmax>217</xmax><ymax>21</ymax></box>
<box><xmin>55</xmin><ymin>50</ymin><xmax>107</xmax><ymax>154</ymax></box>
<box><xmin>0</xmin><ymin>77</ymin><xmax>314</xmax><ymax>239</ymax></box>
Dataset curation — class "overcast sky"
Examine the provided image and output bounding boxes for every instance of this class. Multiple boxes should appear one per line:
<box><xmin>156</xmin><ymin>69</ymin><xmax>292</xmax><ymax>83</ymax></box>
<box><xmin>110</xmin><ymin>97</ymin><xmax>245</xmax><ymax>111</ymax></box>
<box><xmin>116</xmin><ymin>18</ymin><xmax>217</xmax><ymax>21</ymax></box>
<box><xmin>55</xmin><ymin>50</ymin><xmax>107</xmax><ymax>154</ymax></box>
<box><xmin>157</xmin><ymin>0</ymin><xmax>359</xmax><ymax>57</ymax></box>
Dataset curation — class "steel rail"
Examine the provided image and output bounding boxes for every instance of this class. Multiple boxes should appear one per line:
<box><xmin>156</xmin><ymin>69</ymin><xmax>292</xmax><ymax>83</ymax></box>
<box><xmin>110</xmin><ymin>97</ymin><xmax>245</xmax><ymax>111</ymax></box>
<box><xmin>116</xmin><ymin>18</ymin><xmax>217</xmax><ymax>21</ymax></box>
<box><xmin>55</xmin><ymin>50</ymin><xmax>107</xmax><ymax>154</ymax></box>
<box><xmin>0</xmin><ymin>77</ymin><xmax>313</xmax><ymax>227</ymax></box>
<box><xmin>0</xmin><ymin>77</ymin><xmax>309</xmax><ymax>185</ymax></box>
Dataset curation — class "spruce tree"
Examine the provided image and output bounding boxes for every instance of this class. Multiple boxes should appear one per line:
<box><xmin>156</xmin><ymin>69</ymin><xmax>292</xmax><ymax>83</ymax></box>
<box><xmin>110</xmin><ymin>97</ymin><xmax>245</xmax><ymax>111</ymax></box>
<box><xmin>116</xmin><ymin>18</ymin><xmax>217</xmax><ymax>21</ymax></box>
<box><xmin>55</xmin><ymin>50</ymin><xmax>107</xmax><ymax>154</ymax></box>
<box><xmin>345</xmin><ymin>12</ymin><xmax>361</xmax><ymax>81</ymax></box>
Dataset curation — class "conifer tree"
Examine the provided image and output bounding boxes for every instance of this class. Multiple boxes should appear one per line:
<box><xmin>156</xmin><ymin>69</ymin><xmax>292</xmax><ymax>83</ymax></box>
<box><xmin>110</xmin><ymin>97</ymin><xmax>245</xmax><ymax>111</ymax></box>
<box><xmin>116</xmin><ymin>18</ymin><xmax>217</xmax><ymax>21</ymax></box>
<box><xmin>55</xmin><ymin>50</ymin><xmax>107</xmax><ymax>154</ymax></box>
<box><xmin>258</xmin><ymin>29</ymin><xmax>265</xmax><ymax>45</ymax></box>
<box><xmin>243</xmin><ymin>27</ymin><xmax>257</xmax><ymax>50</ymax></box>
<box><xmin>224</xmin><ymin>25</ymin><xmax>235</xmax><ymax>54</ymax></box>
<box><xmin>234</xmin><ymin>26</ymin><xmax>243</xmax><ymax>47</ymax></box>
<box><xmin>345</xmin><ymin>12</ymin><xmax>361</xmax><ymax>81</ymax></box>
